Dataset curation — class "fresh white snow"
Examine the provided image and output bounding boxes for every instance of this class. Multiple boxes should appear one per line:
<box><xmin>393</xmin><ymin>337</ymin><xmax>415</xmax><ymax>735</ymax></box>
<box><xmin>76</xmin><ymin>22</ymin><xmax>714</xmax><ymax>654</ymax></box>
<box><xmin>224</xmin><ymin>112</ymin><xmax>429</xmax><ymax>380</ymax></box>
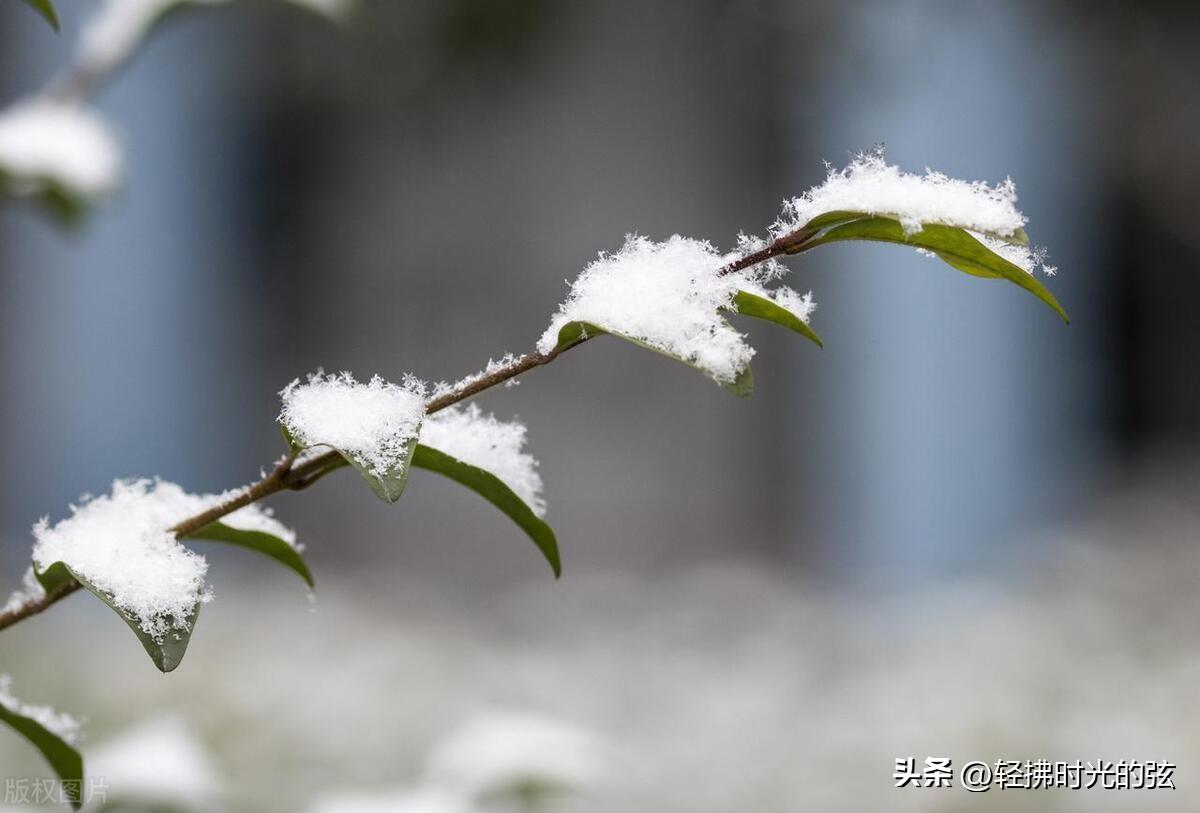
<box><xmin>30</xmin><ymin>479</ymin><xmax>296</xmax><ymax>640</ymax></box>
<box><xmin>280</xmin><ymin>372</ymin><xmax>427</xmax><ymax>478</ymax></box>
<box><xmin>1</xmin><ymin>569</ymin><xmax>45</xmax><ymax>618</ymax></box>
<box><xmin>86</xmin><ymin>716</ymin><xmax>222</xmax><ymax>808</ymax></box>
<box><xmin>776</xmin><ymin>147</ymin><xmax>1028</xmax><ymax>239</ymax></box>
<box><xmin>0</xmin><ymin>98</ymin><xmax>121</xmax><ymax>201</ymax></box>
<box><xmin>537</xmin><ymin>235</ymin><xmax>755</xmax><ymax>386</ymax></box>
<box><xmin>420</xmin><ymin>405</ymin><xmax>546</xmax><ymax>516</ymax></box>
<box><xmin>0</xmin><ymin>675</ymin><xmax>81</xmax><ymax>744</ymax></box>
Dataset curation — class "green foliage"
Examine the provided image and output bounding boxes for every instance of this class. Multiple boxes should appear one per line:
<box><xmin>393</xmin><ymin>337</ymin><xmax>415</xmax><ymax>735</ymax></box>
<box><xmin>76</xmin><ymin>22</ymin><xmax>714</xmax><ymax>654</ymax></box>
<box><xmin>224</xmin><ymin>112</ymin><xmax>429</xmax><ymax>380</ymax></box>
<box><xmin>411</xmin><ymin>444</ymin><xmax>561</xmax><ymax>577</ymax></box>
<box><xmin>0</xmin><ymin>707</ymin><xmax>82</xmax><ymax>809</ymax></box>
<box><xmin>186</xmin><ymin>521</ymin><xmax>314</xmax><ymax>588</ymax></box>
<box><xmin>797</xmin><ymin>213</ymin><xmax>1068</xmax><ymax>322</ymax></box>
<box><xmin>730</xmin><ymin>290</ymin><xmax>824</xmax><ymax>348</ymax></box>
<box><xmin>34</xmin><ymin>562</ymin><xmax>197</xmax><ymax>673</ymax></box>
<box><xmin>19</xmin><ymin>0</ymin><xmax>59</xmax><ymax>31</ymax></box>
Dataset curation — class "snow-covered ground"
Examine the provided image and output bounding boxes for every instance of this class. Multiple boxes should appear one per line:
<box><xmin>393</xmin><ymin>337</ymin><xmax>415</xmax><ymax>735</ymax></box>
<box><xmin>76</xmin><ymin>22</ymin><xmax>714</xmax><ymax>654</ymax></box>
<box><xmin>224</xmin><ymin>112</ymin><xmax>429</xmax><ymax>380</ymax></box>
<box><xmin>3</xmin><ymin>469</ymin><xmax>1200</xmax><ymax>811</ymax></box>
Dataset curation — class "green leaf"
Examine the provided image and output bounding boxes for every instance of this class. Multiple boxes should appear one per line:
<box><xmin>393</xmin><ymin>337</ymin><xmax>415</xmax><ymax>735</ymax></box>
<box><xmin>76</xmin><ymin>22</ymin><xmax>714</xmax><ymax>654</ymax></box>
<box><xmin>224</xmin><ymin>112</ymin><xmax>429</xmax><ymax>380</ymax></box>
<box><xmin>20</xmin><ymin>0</ymin><xmax>59</xmax><ymax>31</ymax></box>
<box><xmin>551</xmin><ymin>321</ymin><xmax>754</xmax><ymax>397</ymax></box>
<box><xmin>281</xmin><ymin>423</ymin><xmax>418</xmax><ymax>504</ymax></box>
<box><xmin>411</xmin><ymin>444</ymin><xmax>561</xmax><ymax>577</ymax></box>
<box><xmin>0</xmin><ymin>705</ymin><xmax>82</xmax><ymax>809</ymax></box>
<box><xmin>185</xmin><ymin>522</ymin><xmax>314</xmax><ymax>588</ymax></box>
<box><xmin>803</xmin><ymin>217</ymin><xmax>1069</xmax><ymax>323</ymax></box>
<box><xmin>34</xmin><ymin>562</ymin><xmax>198</xmax><ymax>673</ymax></box>
<box><xmin>730</xmin><ymin>290</ymin><xmax>823</xmax><ymax>348</ymax></box>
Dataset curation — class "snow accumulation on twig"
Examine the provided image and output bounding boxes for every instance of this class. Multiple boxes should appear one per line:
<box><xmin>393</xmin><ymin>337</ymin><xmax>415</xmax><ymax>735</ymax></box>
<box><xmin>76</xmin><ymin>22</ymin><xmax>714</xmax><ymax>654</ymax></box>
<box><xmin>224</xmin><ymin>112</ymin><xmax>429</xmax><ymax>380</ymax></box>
<box><xmin>0</xmin><ymin>674</ymin><xmax>82</xmax><ymax>744</ymax></box>
<box><xmin>28</xmin><ymin>479</ymin><xmax>296</xmax><ymax>640</ymax></box>
<box><xmin>279</xmin><ymin>372</ymin><xmax>427</xmax><ymax>478</ymax></box>
<box><xmin>775</xmin><ymin>147</ymin><xmax>1055</xmax><ymax>275</ymax></box>
<box><xmin>0</xmin><ymin>98</ymin><xmax>121</xmax><ymax>202</ymax></box>
<box><xmin>420</xmin><ymin>405</ymin><xmax>546</xmax><ymax>516</ymax></box>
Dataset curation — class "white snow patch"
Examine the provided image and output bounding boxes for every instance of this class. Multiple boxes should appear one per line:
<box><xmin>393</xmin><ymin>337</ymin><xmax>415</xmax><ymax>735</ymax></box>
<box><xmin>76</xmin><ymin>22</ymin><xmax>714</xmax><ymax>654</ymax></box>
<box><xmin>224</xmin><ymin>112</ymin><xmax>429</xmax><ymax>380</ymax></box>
<box><xmin>420</xmin><ymin>405</ymin><xmax>546</xmax><ymax>516</ymax></box>
<box><xmin>776</xmin><ymin>147</ymin><xmax>1027</xmax><ymax>238</ymax></box>
<box><xmin>537</xmin><ymin>235</ymin><xmax>754</xmax><ymax>386</ymax></box>
<box><xmin>87</xmin><ymin>716</ymin><xmax>221</xmax><ymax>808</ymax></box>
<box><xmin>425</xmin><ymin>710</ymin><xmax>606</xmax><ymax>800</ymax></box>
<box><xmin>30</xmin><ymin>479</ymin><xmax>296</xmax><ymax>640</ymax></box>
<box><xmin>0</xmin><ymin>98</ymin><xmax>121</xmax><ymax>201</ymax></box>
<box><xmin>430</xmin><ymin>353</ymin><xmax>522</xmax><ymax>401</ymax></box>
<box><xmin>280</xmin><ymin>372</ymin><xmax>426</xmax><ymax>478</ymax></box>
<box><xmin>0</xmin><ymin>675</ymin><xmax>81</xmax><ymax>744</ymax></box>
<box><xmin>1</xmin><ymin>568</ymin><xmax>46</xmax><ymax>618</ymax></box>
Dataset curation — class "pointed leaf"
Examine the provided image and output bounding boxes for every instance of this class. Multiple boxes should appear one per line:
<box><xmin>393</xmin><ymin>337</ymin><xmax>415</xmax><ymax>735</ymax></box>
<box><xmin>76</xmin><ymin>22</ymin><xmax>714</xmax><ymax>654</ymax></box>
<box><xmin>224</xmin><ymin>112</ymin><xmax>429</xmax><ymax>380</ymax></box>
<box><xmin>804</xmin><ymin>217</ymin><xmax>1068</xmax><ymax>322</ymax></box>
<box><xmin>185</xmin><ymin>522</ymin><xmax>314</xmax><ymax>588</ymax></box>
<box><xmin>281</xmin><ymin>420</ymin><xmax>418</xmax><ymax>503</ymax></box>
<box><xmin>551</xmin><ymin>320</ymin><xmax>754</xmax><ymax>397</ymax></box>
<box><xmin>411</xmin><ymin>445</ymin><xmax>561</xmax><ymax>577</ymax></box>
<box><xmin>730</xmin><ymin>290</ymin><xmax>823</xmax><ymax>348</ymax></box>
<box><xmin>0</xmin><ymin>706</ymin><xmax>82</xmax><ymax>809</ymax></box>
<box><xmin>20</xmin><ymin>0</ymin><xmax>59</xmax><ymax>30</ymax></box>
<box><xmin>34</xmin><ymin>562</ymin><xmax>198</xmax><ymax>673</ymax></box>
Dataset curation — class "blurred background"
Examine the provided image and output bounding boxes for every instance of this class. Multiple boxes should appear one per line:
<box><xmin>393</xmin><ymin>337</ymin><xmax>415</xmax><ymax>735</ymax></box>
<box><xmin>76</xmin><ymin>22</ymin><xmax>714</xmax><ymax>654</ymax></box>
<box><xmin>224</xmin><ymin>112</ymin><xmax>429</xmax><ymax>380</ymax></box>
<box><xmin>2</xmin><ymin>0</ymin><xmax>1199</xmax><ymax>810</ymax></box>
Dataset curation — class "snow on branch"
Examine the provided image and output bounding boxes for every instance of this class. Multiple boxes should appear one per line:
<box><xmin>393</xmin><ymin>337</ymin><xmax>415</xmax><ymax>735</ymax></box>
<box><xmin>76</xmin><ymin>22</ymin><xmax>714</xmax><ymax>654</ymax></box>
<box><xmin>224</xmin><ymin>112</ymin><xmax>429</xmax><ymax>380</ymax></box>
<box><xmin>420</xmin><ymin>405</ymin><xmax>546</xmax><ymax>517</ymax></box>
<box><xmin>280</xmin><ymin>371</ymin><xmax>427</xmax><ymax>479</ymax></box>
<box><xmin>30</xmin><ymin>479</ymin><xmax>295</xmax><ymax>640</ymax></box>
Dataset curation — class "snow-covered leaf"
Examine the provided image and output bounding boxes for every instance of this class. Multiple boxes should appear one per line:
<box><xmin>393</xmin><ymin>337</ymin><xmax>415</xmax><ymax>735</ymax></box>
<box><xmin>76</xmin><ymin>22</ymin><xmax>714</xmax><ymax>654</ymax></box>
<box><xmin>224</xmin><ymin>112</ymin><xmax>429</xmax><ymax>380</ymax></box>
<box><xmin>20</xmin><ymin>0</ymin><xmax>59</xmax><ymax>30</ymax></box>
<box><xmin>279</xmin><ymin>372</ymin><xmax>426</xmax><ymax>504</ymax></box>
<box><xmin>0</xmin><ymin>677</ymin><xmax>82</xmax><ymax>809</ymax></box>
<box><xmin>34</xmin><ymin>561</ymin><xmax>198</xmax><ymax>673</ymax></box>
<box><xmin>730</xmin><ymin>290</ymin><xmax>823</xmax><ymax>348</ymax></box>
<box><xmin>410</xmin><ymin>444</ymin><xmax>561</xmax><ymax>578</ymax></box>
<box><xmin>185</xmin><ymin>521</ymin><xmax>314</xmax><ymax>588</ymax></box>
<box><xmin>551</xmin><ymin>320</ymin><xmax>753</xmax><ymax>397</ymax></box>
<box><xmin>802</xmin><ymin>217</ymin><xmax>1068</xmax><ymax>322</ymax></box>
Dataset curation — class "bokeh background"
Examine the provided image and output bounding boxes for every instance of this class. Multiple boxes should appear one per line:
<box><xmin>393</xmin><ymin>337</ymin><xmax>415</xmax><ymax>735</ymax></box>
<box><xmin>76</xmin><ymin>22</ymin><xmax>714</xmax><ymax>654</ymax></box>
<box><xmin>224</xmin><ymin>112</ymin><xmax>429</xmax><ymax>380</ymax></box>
<box><xmin>2</xmin><ymin>1</ymin><xmax>1200</xmax><ymax>810</ymax></box>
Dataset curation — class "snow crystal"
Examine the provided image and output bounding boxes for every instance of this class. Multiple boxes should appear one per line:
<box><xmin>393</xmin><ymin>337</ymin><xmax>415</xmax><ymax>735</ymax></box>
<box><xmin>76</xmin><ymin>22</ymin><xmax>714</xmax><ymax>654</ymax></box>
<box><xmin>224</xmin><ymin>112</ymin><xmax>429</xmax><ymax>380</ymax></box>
<box><xmin>30</xmin><ymin>479</ymin><xmax>296</xmax><ymax>640</ymax></box>
<box><xmin>537</xmin><ymin>235</ymin><xmax>754</xmax><ymax>386</ymax></box>
<box><xmin>969</xmin><ymin>231</ymin><xmax>1057</xmax><ymax>277</ymax></box>
<box><xmin>0</xmin><ymin>675</ymin><xmax>81</xmax><ymax>744</ymax></box>
<box><xmin>87</xmin><ymin>716</ymin><xmax>221</xmax><ymax>807</ymax></box>
<box><xmin>78</xmin><ymin>0</ymin><xmax>353</xmax><ymax>80</ymax></box>
<box><xmin>280</xmin><ymin>372</ymin><xmax>426</xmax><ymax>478</ymax></box>
<box><xmin>776</xmin><ymin>147</ymin><xmax>1027</xmax><ymax>238</ymax></box>
<box><xmin>420</xmin><ymin>405</ymin><xmax>546</xmax><ymax>516</ymax></box>
<box><xmin>430</xmin><ymin>353</ymin><xmax>522</xmax><ymax>401</ymax></box>
<box><xmin>0</xmin><ymin>98</ymin><xmax>120</xmax><ymax>201</ymax></box>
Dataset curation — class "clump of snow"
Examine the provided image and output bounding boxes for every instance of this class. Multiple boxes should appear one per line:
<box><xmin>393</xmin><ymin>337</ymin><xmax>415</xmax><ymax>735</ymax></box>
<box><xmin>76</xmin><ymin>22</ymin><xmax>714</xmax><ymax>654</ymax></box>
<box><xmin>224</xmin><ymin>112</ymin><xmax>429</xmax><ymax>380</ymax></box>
<box><xmin>0</xmin><ymin>98</ymin><xmax>121</xmax><ymax>201</ymax></box>
<box><xmin>280</xmin><ymin>372</ymin><xmax>426</xmax><ymax>478</ymax></box>
<box><xmin>1</xmin><ymin>568</ymin><xmax>46</xmax><ymax>617</ymax></box>
<box><xmin>425</xmin><ymin>710</ymin><xmax>607</xmax><ymax>800</ymax></box>
<box><xmin>0</xmin><ymin>675</ymin><xmax>81</xmax><ymax>744</ymax></box>
<box><xmin>776</xmin><ymin>147</ymin><xmax>1027</xmax><ymax>239</ymax></box>
<box><xmin>30</xmin><ymin>479</ymin><xmax>297</xmax><ymax>640</ymax></box>
<box><xmin>537</xmin><ymin>235</ymin><xmax>755</xmax><ymax>386</ymax></box>
<box><xmin>420</xmin><ymin>405</ymin><xmax>546</xmax><ymax>516</ymax></box>
<box><xmin>87</xmin><ymin>716</ymin><xmax>221</xmax><ymax>808</ymax></box>
<box><xmin>77</xmin><ymin>0</ymin><xmax>353</xmax><ymax>81</ymax></box>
